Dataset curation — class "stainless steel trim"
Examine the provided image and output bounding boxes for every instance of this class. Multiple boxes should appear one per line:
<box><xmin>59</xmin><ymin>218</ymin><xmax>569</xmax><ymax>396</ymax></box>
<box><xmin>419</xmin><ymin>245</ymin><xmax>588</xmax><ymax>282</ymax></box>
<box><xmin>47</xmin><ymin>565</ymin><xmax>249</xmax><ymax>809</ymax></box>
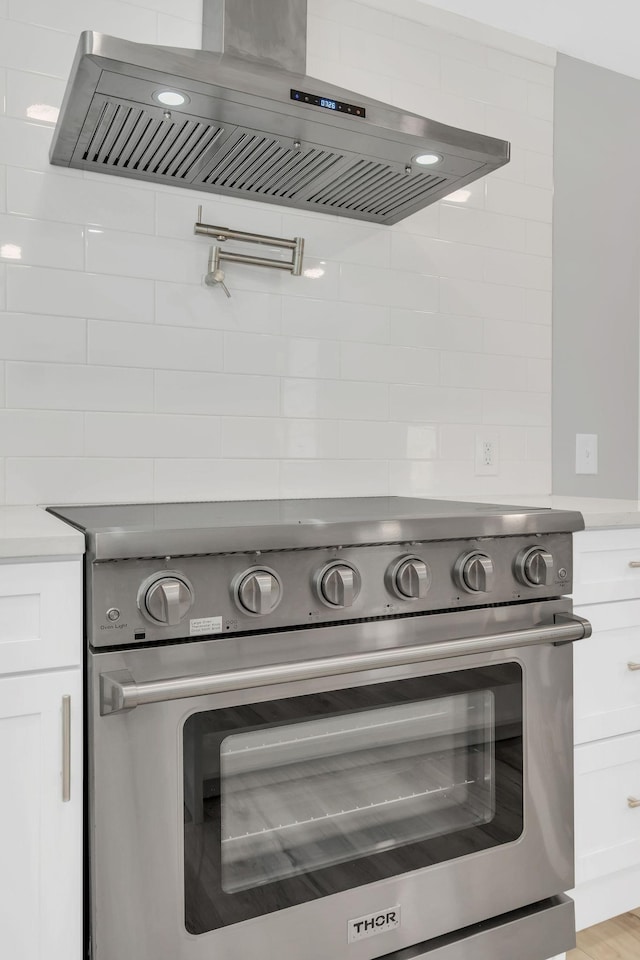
<box><xmin>62</xmin><ymin>694</ymin><xmax>71</xmax><ymax>802</ymax></box>
<box><xmin>384</xmin><ymin>895</ymin><xmax>575</xmax><ymax>960</ymax></box>
<box><xmin>628</xmin><ymin>797</ymin><xmax>640</xmax><ymax>808</ymax></box>
<box><xmin>195</xmin><ymin>212</ymin><xmax>300</xmax><ymax>250</ymax></box>
<box><xmin>100</xmin><ymin>613</ymin><xmax>590</xmax><ymax>715</ymax></box>
<box><xmin>629</xmin><ymin>561</ymin><xmax>640</xmax><ymax>568</ymax></box>
<box><xmin>628</xmin><ymin>662</ymin><xmax>640</xmax><ymax>671</ymax></box>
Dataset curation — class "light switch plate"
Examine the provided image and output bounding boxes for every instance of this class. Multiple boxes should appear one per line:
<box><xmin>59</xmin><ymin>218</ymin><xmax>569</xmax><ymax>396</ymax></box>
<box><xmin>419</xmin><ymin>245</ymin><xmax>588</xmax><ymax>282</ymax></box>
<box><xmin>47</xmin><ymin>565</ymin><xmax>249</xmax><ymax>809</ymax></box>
<box><xmin>576</xmin><ymin>433</ymin><xmax>598</xmax><ymax>474</ymax></box>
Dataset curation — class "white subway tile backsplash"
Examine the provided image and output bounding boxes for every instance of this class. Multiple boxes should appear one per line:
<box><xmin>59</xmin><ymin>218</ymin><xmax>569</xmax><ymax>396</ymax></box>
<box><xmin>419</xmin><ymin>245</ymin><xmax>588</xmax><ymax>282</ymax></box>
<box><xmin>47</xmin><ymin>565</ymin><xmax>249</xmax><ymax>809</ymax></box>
<box><xmin>6</xmin><ymin>362</ymin><xmax>154</xmax><ymax>412</ymax></box>
<box><xmin>7</xmin><ymin>265</ymin><xmax>154</xmax><ymax>322</ymax></box>
<box><xmin>0</xmin><ymin>410</ymin><xmax>83</xmax><ymax>455</ymax></box>
<box><xmin>0</xmin><ymin>2</ymin><xmax>556</xmax><ymax>504</ymax></box>
<box><xmin>7</xmin><ymin>169</ymin><xmax>156</xmax><ymax>234</ymax></box>
<box><xmin>0</xmin><ymin>214</ymin><xmax>84</xmax><ymax>268</ymax></box>
<box><xmin>154</xmin><ymin>459</ymin><xmax>280</xmax><ymax>502</ymax></box>
<box><xmin>155</xmin><ymin>371</ymin><xmax>280</xmax><ymax>418</ymax></box>
<box><xmin>0</xmin><ymin>312</ymin><xmax>86</xmax><ymax>362</ymax></box>
<box><xmin>84</xmin><ymin>413</ymin><xmax>221</xmax><ymax>459</ymax></box>
<box><xmin>88</xmin><ymin>320</ymin><xmax>223</xmax><ymax>372</ymax></box>
<box><xmin>5</xmin><ymin>457</ymin><xmax>154</xmax><ymax>504</ymax></box>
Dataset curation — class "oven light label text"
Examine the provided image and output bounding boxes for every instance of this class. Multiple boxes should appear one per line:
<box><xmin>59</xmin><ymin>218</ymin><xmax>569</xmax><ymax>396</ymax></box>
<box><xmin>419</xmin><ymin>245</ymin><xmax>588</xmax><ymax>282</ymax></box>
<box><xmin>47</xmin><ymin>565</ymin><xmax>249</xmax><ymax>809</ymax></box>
<box><xmin>190</xmin><ymin>616</ymin><xmax>223</xmax><ymax>636</ymax></box>
<box><xmin>348</xmin><ymin>906</ymin><xmax>401</xmax><ymax>943</ymax></box>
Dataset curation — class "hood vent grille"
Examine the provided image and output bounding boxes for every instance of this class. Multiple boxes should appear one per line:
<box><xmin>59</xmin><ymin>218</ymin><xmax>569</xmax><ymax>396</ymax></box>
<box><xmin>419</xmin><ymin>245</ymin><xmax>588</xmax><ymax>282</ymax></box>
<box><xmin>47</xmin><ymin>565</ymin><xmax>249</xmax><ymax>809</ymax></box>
<box><xmin>197</xmin><ymin>130</ymin><xmax>343</xmax><ymax>198</ymax></box>
<box><xmin>307</xmin><ymin>160</ymin><xmax>447</xmax><ymax>219</ymax></box>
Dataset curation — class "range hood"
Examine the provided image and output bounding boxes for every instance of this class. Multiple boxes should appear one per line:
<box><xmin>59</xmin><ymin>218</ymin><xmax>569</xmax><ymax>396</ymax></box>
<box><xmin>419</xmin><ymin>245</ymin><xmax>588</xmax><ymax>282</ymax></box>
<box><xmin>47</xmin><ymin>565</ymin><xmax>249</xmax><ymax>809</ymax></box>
<box><xmin>50</xmin><ymin>0</ymin><xmax>510</xmax><ymax>225</ymax></box>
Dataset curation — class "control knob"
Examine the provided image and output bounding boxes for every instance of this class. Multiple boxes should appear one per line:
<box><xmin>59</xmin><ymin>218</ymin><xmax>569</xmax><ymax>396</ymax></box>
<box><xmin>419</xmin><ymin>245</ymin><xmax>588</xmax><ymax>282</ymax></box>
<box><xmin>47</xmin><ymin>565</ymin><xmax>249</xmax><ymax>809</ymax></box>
<box><xmin>388</xmin><ymin>556</ymin><xmax>430</xmax><ymax>600</ymax></box>
<box><xmin>316</xmin><ymin>562</ymin><xmax>361</xmax><ymax>608</ymax></box>
<box><xmin>234</xmin><ymin>568</ymin><xmax>282</xmax><ymax>616</ymax></box>
<box><xmin>139</xmin><ymin>574</ymin><xmax>194</xmax><ymax>625</ymax></box>
<box><xmin>516</xmin><ymin>547</ymin><xmax>554</xmax><ymax>587</ymax></box>
<box><xmin>454</xmin><ymin>552</ymin><xmax>494</xmax><ymax>594</ymax></box>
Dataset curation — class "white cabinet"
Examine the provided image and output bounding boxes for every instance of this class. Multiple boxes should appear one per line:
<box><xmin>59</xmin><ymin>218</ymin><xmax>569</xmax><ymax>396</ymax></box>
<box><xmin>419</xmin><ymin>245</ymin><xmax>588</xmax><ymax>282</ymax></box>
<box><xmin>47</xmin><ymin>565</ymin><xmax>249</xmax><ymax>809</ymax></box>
<box><xmin>572</xmin><ymin>528</ymin><xmax>640</xmax><ymax>929</ymax></box>
<box><xmin>0</xmin><ymin>556</ymin><xmax>82</xmax><ymax>960</ymax></box>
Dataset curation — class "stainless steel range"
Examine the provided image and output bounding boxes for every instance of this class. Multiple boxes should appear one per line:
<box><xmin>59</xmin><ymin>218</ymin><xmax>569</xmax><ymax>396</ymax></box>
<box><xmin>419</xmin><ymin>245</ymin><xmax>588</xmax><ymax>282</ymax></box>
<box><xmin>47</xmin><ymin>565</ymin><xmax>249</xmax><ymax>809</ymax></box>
<box><xmin>47</xmin><ymin>496</ymin><xmax>589</xmax><ymax>960</ymax></box>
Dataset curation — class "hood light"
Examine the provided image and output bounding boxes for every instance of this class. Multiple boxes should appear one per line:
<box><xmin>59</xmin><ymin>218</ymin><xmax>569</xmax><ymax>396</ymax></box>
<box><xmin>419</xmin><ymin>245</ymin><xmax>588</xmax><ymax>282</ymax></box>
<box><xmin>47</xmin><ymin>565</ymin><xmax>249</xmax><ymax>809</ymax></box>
<box><xmin>154</xmin><ymin>90</ymin><xmax>188</xmax><ymax>107</ymax></box>
<box><xmin>415</xmin><ymin>153</ymin><xmax>442</xmax><ymax>166</ymax></box>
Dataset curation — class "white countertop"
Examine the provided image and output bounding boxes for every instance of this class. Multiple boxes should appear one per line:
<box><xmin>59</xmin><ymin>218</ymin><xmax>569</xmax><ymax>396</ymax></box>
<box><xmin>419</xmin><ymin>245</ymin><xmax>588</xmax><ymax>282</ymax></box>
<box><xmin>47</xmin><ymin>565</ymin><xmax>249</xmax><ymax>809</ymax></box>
<box><xmin>0</xmin><ymin>507</ymin><xmax>85</xmax><ymax>559</ymax></box>
<box><xmin>465</xmin><ymin>495</ymin><xmax>640</xmax><ymax>530</ymax></box>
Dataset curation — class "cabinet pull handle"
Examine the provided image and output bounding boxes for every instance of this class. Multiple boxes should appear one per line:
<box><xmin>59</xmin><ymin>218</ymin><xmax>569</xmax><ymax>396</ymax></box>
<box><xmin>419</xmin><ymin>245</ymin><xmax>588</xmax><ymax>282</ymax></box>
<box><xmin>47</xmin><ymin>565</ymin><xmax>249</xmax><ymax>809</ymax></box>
<box><xmin>628</xmin><ymin>797</ymin><xmax>640</xmax><ymax>808</ymax></box>
<box><xmin>628</xmin><ymin>662</ymin><xmax>640</xmax><ymax>671</ymax></box>
<box><xmin>62</xmin><ymin>695</ymin><xmax>71</xmax><ymax>803</ymax></box>
<box><xmin>629</xmin><ymin>562</ymin><xmax>640</xmax><ymax>568</ymax></box>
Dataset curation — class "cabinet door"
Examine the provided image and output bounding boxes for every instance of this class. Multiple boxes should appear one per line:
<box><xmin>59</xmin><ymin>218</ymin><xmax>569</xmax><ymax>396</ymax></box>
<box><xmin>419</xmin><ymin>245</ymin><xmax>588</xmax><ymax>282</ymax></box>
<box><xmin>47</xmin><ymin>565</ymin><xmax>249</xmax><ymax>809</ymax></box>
<box><xmin>0</xmin><ymin>668</ymin><xmax>82</xmax><ymax>960</ymax></box>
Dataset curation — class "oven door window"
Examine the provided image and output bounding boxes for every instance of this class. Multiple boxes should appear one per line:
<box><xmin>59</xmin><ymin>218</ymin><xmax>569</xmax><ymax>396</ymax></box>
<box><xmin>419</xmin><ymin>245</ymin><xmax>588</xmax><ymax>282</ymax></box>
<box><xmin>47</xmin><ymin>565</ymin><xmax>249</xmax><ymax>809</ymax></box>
<box><xmin>183</xmin><ymin>663</ymin><xmax>522</xmax><ymax>933</ymax></box>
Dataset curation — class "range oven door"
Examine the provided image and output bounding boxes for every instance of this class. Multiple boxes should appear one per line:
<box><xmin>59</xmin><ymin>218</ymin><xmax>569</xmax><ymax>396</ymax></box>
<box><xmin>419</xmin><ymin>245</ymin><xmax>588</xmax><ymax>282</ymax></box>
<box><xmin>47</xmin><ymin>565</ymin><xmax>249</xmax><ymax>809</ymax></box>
<box><xmin>89</xmin><ymin>599</ymin><xmax>583</xmax><ymax>960</ymax></box>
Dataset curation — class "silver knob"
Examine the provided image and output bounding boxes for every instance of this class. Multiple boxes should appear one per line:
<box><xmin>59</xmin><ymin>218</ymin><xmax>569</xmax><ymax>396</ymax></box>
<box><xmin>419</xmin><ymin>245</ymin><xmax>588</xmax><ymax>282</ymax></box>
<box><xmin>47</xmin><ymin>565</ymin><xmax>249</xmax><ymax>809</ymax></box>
<box><xmin>317</xmin><ymin>563</ymin><xmax>361</xmax><ymax>608</ymax></box>
<box><xmin>235</xmin><ymin>569</ymin><xmax>282</xmax><ymax>615</ymax></box>
<box><xmin>455</xmin><ymin>553</ymin><xmax>494</xmax><ymax>594</ymax></box>
<box><xmin>393</xmin><ymin>557</ymin><xmax>430</xmax><ymax>600</ymax></box>
<box><xmin>516</xmin><ymin>547</ymin><xmax>554</xmax><ymax>587</ymax></box>
<box><xmin>142</xmin><ymin>575</ymin><xmax>193</xmax><ymax>625</ymax></box>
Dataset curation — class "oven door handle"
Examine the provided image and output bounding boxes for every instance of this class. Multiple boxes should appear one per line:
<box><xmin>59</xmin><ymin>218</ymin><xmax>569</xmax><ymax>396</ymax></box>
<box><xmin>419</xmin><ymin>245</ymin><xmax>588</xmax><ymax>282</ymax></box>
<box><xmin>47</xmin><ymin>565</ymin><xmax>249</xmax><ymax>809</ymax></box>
<box><xmin>100</xmin><ymin>613</ymin><xmax>590</xmax><ymax>715</ymax></box>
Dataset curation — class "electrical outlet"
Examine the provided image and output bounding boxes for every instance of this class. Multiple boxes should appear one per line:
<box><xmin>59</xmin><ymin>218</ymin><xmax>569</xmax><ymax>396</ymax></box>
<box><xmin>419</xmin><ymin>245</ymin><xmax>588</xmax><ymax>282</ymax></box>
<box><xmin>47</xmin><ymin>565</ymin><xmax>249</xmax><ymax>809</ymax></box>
<box><xmin>576</xmin><ymin>434</ymin><xmax>598</xmax><ymax>474</ymax></box>
<box><xmin>475</xmin><ymin>435</ymin><xmax>499</xmax><ymax>476</ymax></box>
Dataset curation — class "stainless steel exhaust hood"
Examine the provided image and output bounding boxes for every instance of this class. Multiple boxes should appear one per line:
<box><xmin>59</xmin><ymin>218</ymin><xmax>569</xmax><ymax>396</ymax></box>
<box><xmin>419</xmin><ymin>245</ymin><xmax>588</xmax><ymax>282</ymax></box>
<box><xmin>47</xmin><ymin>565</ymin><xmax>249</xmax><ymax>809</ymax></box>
<box><xmin>50</xmin><ymin>0</ymin><xmax>510</xmax><ymax>225</ymax></box>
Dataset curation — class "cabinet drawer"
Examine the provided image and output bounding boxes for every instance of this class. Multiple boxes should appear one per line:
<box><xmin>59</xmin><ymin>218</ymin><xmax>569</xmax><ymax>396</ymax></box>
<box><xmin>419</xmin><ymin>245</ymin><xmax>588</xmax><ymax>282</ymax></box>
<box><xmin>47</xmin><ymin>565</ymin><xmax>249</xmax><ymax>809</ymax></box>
<box><xmin>574</xmin><ymin>732</ymin><xmax>640</xmax><ymax>884</ymax></box>
<box><xmin>574</xmin><ymin>528</ymin><xmax>640</xmax><ymax>604</ymax></box>
<box><xmin>574</xmin><ymin>600</ymin><xmax>640</xmax><ymax>743</ymax></box>
<box><xmin>0</xmin><ymin>560</ymin><xmax>81</xmax><ymax>674</ymax></box>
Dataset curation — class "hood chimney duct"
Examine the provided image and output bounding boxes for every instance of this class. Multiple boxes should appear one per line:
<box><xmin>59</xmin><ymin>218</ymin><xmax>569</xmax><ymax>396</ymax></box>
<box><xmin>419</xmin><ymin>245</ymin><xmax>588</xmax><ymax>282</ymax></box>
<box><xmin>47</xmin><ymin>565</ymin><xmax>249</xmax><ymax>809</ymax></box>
<box><xmin>202</xmin><ymin>0</ymin><xmax>307</xmax><ymax>73</ymax></box>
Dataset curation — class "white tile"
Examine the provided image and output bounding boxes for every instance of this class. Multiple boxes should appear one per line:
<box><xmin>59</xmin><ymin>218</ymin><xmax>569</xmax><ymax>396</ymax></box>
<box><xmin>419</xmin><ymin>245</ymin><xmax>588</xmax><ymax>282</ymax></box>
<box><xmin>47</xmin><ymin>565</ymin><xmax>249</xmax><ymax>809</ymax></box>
<box><xmin>389</xmin><ymin>459</ymin><xmax>474</xmax><ymax>499</ymax></box>
<box><xmin>0</xmin><ymin>263</ymin><xmax>5</xmax><ymax>309</ymax></box>
<box><xmin>155</xmin><ymin>282</ymin><xmax>282</xmax><ymax>333</ymax></box>
<box><xmin>486</xmin><ymin>50</ymin><xmax>553</xmax><ymax>86</ymax></box>
<box><xmin>438</xmin><ymin>424</ymin><xmax>475</xmax><ymax>461</ymax></box>
<box><xmin>392</xmin><ymin>202</ymin><xmax>439</xmax><ymax>240</ymax></box>
<box><xmin>0</xmin><ymin>165</ymin><xmax>5</xmax><ymax>213</ymax></box>
<box><xmin>5</xmin><ymin>70</ymin><xmax>66</xmax><ymax>124</ymax></box>
<box><xmin>485</xmin><ymin>179</ymin><xmax>552</xmax><ymax>222</ymax></box>
<box><xmin>441</xmin><ymin>58</ymin><xmax>527</xmax><ymax>111</ymax></box>
<box><xmin>527</xmin><ymin>358</ymin><xmax>551</xmax><ymax>393</ymax></box>
<box><xmin>84</xmin><ymin>413</ymin><xmax>221</xmax><ymax>459</ymax></box>
<box><xmin>280</xmin><ymin>460</ymin><xmax>389</xmax><ymax>499</ymax></box>
<box><xmin>281</xmin><ymin>213</ymin><xmax>390</xmax><ymax>268</ymax></box>
<box><xmin>7</xmin><ymin>169</ymin><xmax>156</xmax><ymax>234</ymax></box>
<box><xmin>155</xmin><ymin>371</ymin><xmax>280</xmax><ymax>417</ymax></box>
<box><xmin>497</xmin><ymin>426</ymin><xmax>527</xmax><ymax>461</ymax></box>
<box><xmin>439</xmin><ymin>180</ymin><xmax>486</xmax><ymax>211</ymax></box>
<box><xmin>526</xmin><ymin>426</ymin><xmax>551</xmax><ymax>462</ymax></box>
<box><xmin>340</xmin><ymin>341</ymin><xmax>439</xmax><ymax>385</ymax></box>
<box><xmin>5</xmin><ymin>458</ymin><xmax>154</xmax><ymax>505</ymax></box>
<box><xmin>88</xmin><ymin>320</ymin><xmax>223</xmax><ymax>372</ymax></box>
<box><xmin>484</xmin><ymin>318</ymin><xmax>551</xmax><ymax>358</ymax></box>
<box><xmin>484</xmin><ymin>105</ymin><xmax>553</xmax><ymax>156</ymax></box>
<box><xmin>525</xmin><ymin>220</ymin><xmax>552</xmax><ymax>257</ymax></box>
<box><xmin>339</xmin><ymin>263</ymin><xmax>439</xmax><ymax>311</ymax></box>
<box><xmin>283</xmin><ymin>338</ymin><xmax>341</xmax><ymax>379</ymax></box>
<box><xmin>0</xmin><ymin>20</ymin><xmax>77</xmax><ymax>77</ymax></box>
<box><xmin>525</xmin><ymin>150</ymin><xmax>553</xmax><ymax>189</ymax></box>
<box><xmin>6</xmin><ymin>0</ymin><xmax>157</xmax><ymax>43</ymax></box>
<box><xmin>222</xmin><ymin>332</ymin><xmax>284</xmax><ymax>377</ymax></box>
<box><xmin>213</xmin><ymin>255</ymin><xmax>338</xmax><ymax>301</ymax></box>
<box><xmin>389</xmin><ymin>384</ymin><xmax>478</xmax><ymax>423</ymax></box>
<box><xmin>528</xmin><ymin>82</ymin><xmax>554</xmax><ymax>121</ymax></box>
<box><xmin>86</xmin><ymin>228</ymin><xmax>202</xmax><ymax>283</ymax></box>
<box><xmin>392</xmin><ymin>16</ymin><xmax>488</xmax><ymax>67</ymax></box>
<box><xmin>310</xmin><ymin>0</ymin><xmax>393</xmax><ymax>37</ymax></box>
<box><xmin>390</xmin><ymin>309</ymin><xmax>483</xmax><ymax>352</ymax></box>
<box><xmin>0</xmin><ymin>69</ymin><xmax>6</xmax><ymax>115</ymax></box>
<box><xmin>482</xmin><ymin>390</ymin><xmax>550</xmax><ymax>427</ymax></box>
<box><xmin>439</xmin><ymin>205</ymin><xmax>526</xmax><ymax>252</ymax></box>
<box><xmin>0</xmin><ymin>361</ymin><xmax>4</xmax><ymax>405</ymax></box>
<box><xmin>0</xmin><ymin>410</ymin><xmax>83</xmax><ymax>455</ymax></box>
<box><xmin>306</xmin><ymin>56</ymin><xmax>392</xmax><ymax>104</ymax></box>
<box><xmin>390</xmin><ymin>80</ymin><xmax>484</xmax><ymax>132</ymax></box>
<box><xmin>130</xmin><ymin>0</ymin><xmax>200</xmax><ymax>16</ymax></box>
<box><xmin>440</xmin><ymin>351</ymin><xmax>528</xmax><ymax>391</ymax></box>
<box><xmin>153</xmin><ymin>459</ymin><xmax>280</xmax><ymax>502</ymax></box>
<box><xmin>440</xmin><ymin>277</ymin><xmax>526</xmax><ymax>322</ymax></box>
<box><xmin>156</xmin><ymin>14</ymin><xmax>201</xmax><ymax>47</ymax></box>
<box><xmin>281</xmin><ymin>379</ymin><xmax>388</xmax><ymax>421</ymax></box>
<box><xmin>0</xmin><ymin>313</ymin><xmax>85</xmax><ymax>362</ymax></box>
<box><xmin>7</xmin><ymin>265</ymin><xmax>154</xmax><ymax>323</ymax></box>
<box><xmin>281</xmin><ymin>297</ymin><xmax>389</xmax><ymax>344</ymax></box>
<box><xmin>338</xmin><ymin>420</ymin><xmax>437</xmax><ymax>460</ymax></box>
<box><xmin>221</xmin><ymin>418</ymin><xmax>338</xmax><ymax>460</ymax></box>
<box><xmin>525</xmin><ymin>289</ymin><xmax>552</xmax><ymax>326</ymax></box>
<box><xmin>307</xmin><ymin>14</ymin><xmax>341</xmax><ymax>62</ymax></box>
<box><xmin>491</xmin><ymin>144</ymin><xmax>527</xmax><ymax>183</ymax></box>
<box><xmin>6</xmin><ymin>362</ymin><xmax>154</xmax><ymax>412</ymax></box>
<box><xmin>383</xmin><ymin>38</ymin><xmax>441</xmax><ymax>89</ymax></box>
<box><xmin>390</xmin><ymin>233</ymin><xmax>484</xmax><ymax>281</ymax></box>
<box><xmin>0</xmin><ymin>214</ymin><xmax>84</xmax><ymax>268</ymax></box>
<box><xmin>483</xmin><ymin>248</ymin><xmax>552</xmax><ymax>290</ymax></box>
<box><xmin>0</xmin><ymin>117</ymin><xmax>56</xmax><ymax>170</ymax></box>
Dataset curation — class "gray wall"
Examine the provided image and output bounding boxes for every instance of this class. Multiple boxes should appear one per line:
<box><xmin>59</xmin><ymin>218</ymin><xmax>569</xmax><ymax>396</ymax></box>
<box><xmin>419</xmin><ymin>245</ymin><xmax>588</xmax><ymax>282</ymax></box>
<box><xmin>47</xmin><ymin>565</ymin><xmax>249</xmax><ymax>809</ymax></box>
<box><xmin>553</xmin><ymin>54</ymin><xmax>640</xmax><ymax>498</ymax></box>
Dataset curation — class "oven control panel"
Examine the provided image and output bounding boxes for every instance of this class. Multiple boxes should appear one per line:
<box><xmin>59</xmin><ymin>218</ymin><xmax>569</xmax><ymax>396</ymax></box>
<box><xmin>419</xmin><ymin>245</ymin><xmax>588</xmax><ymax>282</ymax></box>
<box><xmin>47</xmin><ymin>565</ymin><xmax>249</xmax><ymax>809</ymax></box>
<box><xmin>86</xmin><ymin>532</ymin><xmax>574</xmax><ymax>648</ymax></box>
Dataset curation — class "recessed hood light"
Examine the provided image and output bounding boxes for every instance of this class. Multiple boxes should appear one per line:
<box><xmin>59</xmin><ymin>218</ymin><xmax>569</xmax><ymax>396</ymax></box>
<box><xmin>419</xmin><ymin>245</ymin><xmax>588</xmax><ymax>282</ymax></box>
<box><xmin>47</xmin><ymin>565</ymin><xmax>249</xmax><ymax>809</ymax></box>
<box><xmin>154</xmin><ymin>90</ymin><xmax>189</xmax><ymax>107</ymax></box>
<box><xmin>414</xmin><ymin>153</ymin><xmax>442</xmax><ymax>166</ymax></box>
